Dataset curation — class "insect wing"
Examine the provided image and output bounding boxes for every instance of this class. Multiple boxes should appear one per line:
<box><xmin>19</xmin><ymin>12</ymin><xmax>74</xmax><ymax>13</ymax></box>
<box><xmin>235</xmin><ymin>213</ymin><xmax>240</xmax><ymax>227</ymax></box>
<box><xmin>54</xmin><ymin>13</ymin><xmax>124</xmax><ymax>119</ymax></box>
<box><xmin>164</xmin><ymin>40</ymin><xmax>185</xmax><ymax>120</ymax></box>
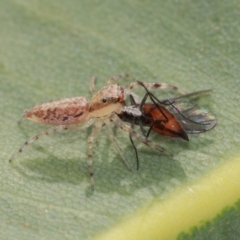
<box><xmin>165</xmin><ymin>100</ymin><xmax>217</xmax><ymax>134</ymax></box>
<box><xmin>141</xmin><ymin>87</ymin><xmax>217</xmax><ymax>134</ymax></box>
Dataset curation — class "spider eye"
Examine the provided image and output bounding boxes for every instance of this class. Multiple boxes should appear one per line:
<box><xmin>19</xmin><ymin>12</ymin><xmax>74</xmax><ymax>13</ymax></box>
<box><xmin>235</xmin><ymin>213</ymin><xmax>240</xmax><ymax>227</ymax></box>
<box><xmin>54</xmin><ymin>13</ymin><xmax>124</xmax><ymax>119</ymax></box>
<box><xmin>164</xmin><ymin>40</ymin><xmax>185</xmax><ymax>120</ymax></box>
<box><xmin>102</xmin><ymin>98</ymin><xmax>107</xmax><ymax>103</ymax></box>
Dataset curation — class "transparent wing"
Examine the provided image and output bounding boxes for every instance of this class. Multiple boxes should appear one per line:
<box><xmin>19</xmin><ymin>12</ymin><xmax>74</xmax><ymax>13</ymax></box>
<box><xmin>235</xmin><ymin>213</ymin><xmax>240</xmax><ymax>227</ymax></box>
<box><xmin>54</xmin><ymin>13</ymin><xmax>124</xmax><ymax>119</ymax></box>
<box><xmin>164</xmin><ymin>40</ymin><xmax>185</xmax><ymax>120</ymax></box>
<box><xmin>165</xmin><ymin>101</ymin><xmax>217</xmax><ymax>134</ymax></box>
<box><xmin>151</xmin><ymin>89</ymin><xmax>217</xmax><ymax>134</ymax></box>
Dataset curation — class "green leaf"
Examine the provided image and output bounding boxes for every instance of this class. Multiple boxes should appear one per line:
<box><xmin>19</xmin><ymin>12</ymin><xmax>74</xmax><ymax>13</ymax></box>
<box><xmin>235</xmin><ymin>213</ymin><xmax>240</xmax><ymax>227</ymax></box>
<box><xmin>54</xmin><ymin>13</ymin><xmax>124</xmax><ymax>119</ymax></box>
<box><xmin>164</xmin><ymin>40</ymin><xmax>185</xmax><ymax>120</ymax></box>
<box><xmin>1</xmin><ymin>0</ymin><xmax>239</xmax><ymax>239</ymax></box>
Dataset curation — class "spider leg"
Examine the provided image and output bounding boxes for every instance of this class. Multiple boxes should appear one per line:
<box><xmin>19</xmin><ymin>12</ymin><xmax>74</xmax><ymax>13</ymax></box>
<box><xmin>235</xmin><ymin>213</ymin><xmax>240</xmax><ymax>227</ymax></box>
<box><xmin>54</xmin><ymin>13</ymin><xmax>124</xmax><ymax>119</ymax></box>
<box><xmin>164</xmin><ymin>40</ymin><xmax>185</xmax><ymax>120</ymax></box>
<box><xmin>89</xmin><ymin>76</ymin><xmax>97</xmax><ymax>94</ymax></box>
<box><xmin>105</xmin><ymin>123</ymin><xmax>132</xmax><ymax>170</ymax></box>
<box><xmin>125</xmin><ymin>81</ymin><xmax>187</xmax><ymax>95</ymax></box>
<box><xmin>106</xmin><ymin>73</ymin><xmax>186</xmax><ymax>95</ymax></box>
<box><xmin>87</xmin><ymin>121</ymin><xmax>103</xmax><ymax>189</ymax></box>
<box><xmin>9</xmin><ymin>119</ymin><xmax>95</xmax><ymax>162</ymax></box>
<box><xmin>111</xmin><ymin>114</ymin><xmax>172</xmax><ymax>157</ymax></box>
<box><xmin>107</xmin><ymin>73</ymin><xmax>134</xmax><ymax>85</ymax></box>
<box><xmin>9</xmin><ymin>125</ymin><xmax>69</xmax><ymax>162</ymax></box>
<box><xmin>17</xmin><ymin>115</ymin><xmax>25</xmax><ymax>125</ymax></box>
<box><xmin>129</xmin><ymin>131</ymin><xmax>172</xmax><ymax>156</ymax></box>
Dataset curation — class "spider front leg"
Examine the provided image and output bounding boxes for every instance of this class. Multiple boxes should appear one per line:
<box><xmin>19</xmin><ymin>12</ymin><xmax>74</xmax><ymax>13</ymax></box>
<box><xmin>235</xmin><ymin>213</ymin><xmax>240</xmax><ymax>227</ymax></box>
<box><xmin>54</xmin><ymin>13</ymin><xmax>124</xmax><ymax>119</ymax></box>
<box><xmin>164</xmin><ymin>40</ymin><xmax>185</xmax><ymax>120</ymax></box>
<box><xmin>125</xmin><ymin>81</ymin><xmax>187</xmax><ymax>96</ymax></box>
<box><xmin>105</xmin><ymin>122</ymin><xmax>132</xmax><ymax>170</ymax></box>
<box><xmin>106</xmin><ymin>73</ymin><xmax>187</xmax><ymax>95</ymax></box>
<box><xmin>111</xmin><ymin>114</ymin><xmax>172</xmax><ymax>157</ymax></box>
<box><xmin>87</xmin><ymin>121</ymin><xmax>103</xmax><ymax>189</ymax></box>
<box><xmin>9</xmin><ymin>125</ymin><xmax>69</xmax><ymax>162</ymax></box>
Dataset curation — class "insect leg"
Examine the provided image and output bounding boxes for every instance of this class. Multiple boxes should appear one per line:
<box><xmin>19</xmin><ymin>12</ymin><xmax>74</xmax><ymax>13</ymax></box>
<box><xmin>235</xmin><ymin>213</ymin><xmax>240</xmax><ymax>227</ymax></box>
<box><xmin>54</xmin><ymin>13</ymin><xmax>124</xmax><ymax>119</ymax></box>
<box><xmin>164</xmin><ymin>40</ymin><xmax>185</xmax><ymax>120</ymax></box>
<box><xmin>105</xmin><ymin>124</ymin><xmax>132</xmax><ymax>170</ymax></box>
<box><xmin>111</xmin><ymin>114</ymin><xmax>172</xmax><ymax>157</ymax></box>
<box><xmin>129</xmin><ymin>93</ymin><xmax>150</xmax><ymax>137</ymax></box>
<box><xmin>129</xmin><ymin>134</ymin><xmax>139</xmax><ymax>170</ymax></box>
<box><xmin>120</xmin><ymin>96</ymin><xmax>141</xmax><ymax>168</ymax></box>
<box><xmin>9</xmin><ymin>125</ymin><xmax>68</xmax><ymax>162</ymax></box>
<box><xmin>129</xmin><ymin>92</ymin><xmax>168</xmax><ymax>139</ymax></box>
<box><xmin>87</xmin><ymin>121</ymin><xmax>103</xmax><ymax>189</ymax></box>
<box><xmin>138</xmin><ymin>82</ymin><xmax>169</xmax><ymax>121</ymax></box>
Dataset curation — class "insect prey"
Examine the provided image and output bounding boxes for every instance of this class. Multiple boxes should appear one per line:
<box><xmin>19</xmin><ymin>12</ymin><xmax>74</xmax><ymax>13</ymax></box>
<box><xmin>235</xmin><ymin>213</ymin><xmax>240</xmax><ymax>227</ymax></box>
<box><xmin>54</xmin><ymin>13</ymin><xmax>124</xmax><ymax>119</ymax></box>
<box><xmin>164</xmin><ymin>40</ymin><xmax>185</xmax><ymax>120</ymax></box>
<box><xmin>119</xmin><ymin>81</ymin><xmax>216</xmax><ymax>138</ymax></box>
<box><xmin>117</xmin><ymin>81</ymin><xmax>217</xmax><ymax>167</ymax></box>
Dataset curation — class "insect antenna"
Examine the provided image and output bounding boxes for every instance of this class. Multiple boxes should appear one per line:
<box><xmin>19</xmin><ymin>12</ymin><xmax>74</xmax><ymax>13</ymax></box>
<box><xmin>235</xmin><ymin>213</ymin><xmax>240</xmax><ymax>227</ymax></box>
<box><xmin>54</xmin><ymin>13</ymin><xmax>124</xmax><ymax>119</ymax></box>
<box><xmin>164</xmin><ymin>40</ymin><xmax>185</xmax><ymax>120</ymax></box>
<box><xmin>137</xmin><ymin>81</ymin><xmax>172</xmax><ymax>138</ymax></box>
<box><xmin>137</xmin><ymin>81</ymin><xmax>169</xmax><ymax>122</ymax></box>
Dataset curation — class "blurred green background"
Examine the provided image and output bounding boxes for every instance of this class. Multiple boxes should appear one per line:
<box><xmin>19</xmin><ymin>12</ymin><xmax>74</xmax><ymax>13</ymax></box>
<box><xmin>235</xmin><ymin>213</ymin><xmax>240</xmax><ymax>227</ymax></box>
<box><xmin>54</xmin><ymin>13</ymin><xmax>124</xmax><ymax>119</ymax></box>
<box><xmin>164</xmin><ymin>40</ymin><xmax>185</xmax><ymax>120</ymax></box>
<box><xmin>1</xmin><ymin>0</ymin><xmax>240</xmax><ymax>239</ymax></box>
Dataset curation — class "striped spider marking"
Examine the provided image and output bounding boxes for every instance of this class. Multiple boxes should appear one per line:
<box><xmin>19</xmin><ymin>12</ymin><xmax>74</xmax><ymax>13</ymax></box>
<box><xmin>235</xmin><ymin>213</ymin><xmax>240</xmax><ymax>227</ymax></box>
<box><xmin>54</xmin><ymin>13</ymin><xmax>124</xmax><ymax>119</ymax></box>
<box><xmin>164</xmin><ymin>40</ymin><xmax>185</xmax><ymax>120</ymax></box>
<box><xmin>10</xmin><ymin>74</ymin><xmax>183</xmax><ymax>189</ymax></box>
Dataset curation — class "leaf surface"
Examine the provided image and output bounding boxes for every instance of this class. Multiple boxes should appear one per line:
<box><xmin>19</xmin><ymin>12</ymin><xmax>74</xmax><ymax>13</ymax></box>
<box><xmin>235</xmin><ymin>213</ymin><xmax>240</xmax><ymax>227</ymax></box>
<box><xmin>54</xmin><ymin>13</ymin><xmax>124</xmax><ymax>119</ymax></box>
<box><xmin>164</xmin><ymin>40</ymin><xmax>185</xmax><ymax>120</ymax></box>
<box><xmin>0</xmin><ymin>0</ymin><xmax>239</xmax><ymax>239</ymax></box>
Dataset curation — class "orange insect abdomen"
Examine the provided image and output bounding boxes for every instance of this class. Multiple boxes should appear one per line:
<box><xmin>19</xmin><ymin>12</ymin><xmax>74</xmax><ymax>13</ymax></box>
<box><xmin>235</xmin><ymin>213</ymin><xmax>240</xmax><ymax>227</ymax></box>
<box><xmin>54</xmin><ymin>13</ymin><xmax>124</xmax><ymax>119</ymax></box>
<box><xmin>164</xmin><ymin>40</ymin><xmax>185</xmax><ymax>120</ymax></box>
<box><xmin>143</xmin><ymin>103</ymin><xmax>189</xmax><ymax>141</ymax></box>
